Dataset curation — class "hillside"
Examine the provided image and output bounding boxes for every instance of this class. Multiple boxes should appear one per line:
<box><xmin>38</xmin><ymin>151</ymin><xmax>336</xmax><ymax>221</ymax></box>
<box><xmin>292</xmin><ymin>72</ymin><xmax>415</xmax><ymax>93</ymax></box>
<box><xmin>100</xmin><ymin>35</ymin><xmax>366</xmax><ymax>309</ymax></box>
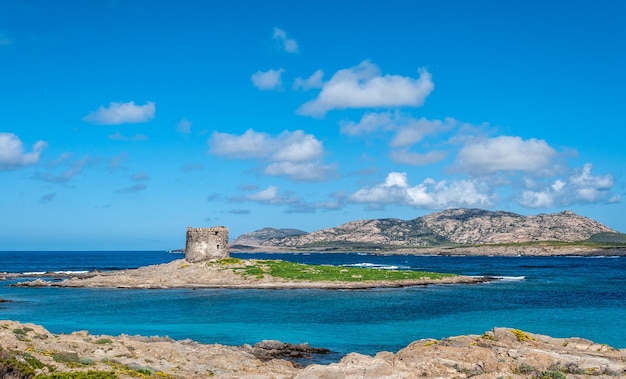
<box><xmin>231</xmin><ymin>208</ymin><xmax>620</xmax><ymax>252</ymax></box>
<box><xmin>230</xmin><ymin>227</ymin><xmax>308</xmax><ymax>248</ymax></box>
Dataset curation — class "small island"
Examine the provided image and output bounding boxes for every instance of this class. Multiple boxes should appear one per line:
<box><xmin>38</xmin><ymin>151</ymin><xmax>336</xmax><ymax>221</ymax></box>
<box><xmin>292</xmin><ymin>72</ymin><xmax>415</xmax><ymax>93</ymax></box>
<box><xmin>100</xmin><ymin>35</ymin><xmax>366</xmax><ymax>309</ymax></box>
<box><xmin>11</xmin><ymin>257</ymin><xmax>489</xmax><ymax>289</ymax></box>
<box><xmin>11</xmin><ymin>226</ymin><xmax>489</xmax><ymax>289</ymax></box>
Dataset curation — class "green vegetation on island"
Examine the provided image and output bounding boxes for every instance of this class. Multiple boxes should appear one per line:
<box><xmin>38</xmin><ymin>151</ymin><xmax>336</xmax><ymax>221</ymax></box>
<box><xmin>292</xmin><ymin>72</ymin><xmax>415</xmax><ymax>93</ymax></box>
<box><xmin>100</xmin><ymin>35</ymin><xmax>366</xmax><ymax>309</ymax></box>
<box><xmin>211</xmin><ymin>258</ymin><xmax>456</xmax><ymax>282</ymax></box>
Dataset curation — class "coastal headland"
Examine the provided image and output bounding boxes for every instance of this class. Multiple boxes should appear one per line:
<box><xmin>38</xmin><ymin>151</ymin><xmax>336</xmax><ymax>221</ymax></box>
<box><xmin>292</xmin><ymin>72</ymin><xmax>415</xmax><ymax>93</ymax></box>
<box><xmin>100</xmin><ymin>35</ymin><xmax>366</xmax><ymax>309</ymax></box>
<box><xmin>1</xmin><ymin>320</ymin><xmax>624</xmax><ymax>378</ymax></box>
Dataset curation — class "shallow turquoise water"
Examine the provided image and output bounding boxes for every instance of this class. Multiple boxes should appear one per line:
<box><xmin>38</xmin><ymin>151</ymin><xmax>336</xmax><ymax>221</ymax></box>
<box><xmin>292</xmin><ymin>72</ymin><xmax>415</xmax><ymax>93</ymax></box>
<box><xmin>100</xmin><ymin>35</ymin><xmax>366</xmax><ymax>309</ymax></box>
<box><xmin>1</xmin><ymin>251</ymin><xmax>624</xmax><ymax>360</ymax></box>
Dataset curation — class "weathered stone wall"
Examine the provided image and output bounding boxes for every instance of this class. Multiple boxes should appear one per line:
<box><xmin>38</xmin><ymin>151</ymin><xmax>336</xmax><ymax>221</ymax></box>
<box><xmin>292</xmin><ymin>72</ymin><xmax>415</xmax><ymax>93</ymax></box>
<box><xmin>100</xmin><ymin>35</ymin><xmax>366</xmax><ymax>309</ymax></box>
<box><xmin>185</xmin><ymin>226</ymin><xmax>229</xmax><ymax>263</ymax></box>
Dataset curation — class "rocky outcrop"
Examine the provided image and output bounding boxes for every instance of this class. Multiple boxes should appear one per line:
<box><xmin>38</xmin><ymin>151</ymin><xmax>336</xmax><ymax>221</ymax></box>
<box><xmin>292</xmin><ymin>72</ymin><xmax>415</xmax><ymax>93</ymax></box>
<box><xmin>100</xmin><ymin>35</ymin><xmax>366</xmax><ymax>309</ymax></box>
<box><xmin>246</xmin><ymin>340</ymin><xmax>330</xmax><ymax>363</ymax></box>
<box><xmin>297</xmin><ymin>328</ymin><xmax>626</xmax><ymax>378</ymax></box>
<box><xmin>243</xmin><ymin>209</ymin><xmax>618</xmax><ymax>250</ymax></box>
<box><xmin>1</xmin><ymin>321</ymin><xmax>624</xmax><ymax>378</ymax></box>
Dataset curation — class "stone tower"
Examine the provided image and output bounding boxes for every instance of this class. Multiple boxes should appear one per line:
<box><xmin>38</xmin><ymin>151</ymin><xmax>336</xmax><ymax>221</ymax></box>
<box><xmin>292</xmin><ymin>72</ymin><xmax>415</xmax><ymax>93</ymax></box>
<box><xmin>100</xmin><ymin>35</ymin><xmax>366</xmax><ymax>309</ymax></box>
<box><xmin>185</xmin><ymin>226</ymin><xmax>229</xmax><ymax>263</ymax></box>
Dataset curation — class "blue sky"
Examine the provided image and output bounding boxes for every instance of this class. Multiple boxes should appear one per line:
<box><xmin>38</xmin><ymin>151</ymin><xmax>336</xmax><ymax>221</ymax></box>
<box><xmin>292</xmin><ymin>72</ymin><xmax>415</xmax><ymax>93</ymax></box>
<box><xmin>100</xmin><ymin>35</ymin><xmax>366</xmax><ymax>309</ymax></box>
<box><xmin>1</xmin><ymin>1</ymin><xmax>624</xmax><ymax>250</ymax></box>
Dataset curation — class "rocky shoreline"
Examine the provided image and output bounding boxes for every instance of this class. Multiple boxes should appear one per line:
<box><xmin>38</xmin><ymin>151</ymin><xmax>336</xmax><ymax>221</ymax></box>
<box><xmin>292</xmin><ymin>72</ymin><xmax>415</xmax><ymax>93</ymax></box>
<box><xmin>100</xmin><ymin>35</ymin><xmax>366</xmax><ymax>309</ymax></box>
<box><xmin>7</xmin><ymin>258</ymin><xmax>491</xmax><ymax>289</ymax></box>
<box><xmin>1</xmin><ymin>320</ymin><xmax>624</xmax><ymax>378</ymax></box>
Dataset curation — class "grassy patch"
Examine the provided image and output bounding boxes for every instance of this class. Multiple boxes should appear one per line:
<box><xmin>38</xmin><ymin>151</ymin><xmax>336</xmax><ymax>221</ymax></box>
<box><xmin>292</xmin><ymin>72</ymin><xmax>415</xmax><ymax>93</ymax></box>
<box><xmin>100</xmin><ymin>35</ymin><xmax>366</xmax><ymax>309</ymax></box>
<box><xmin>231</xmin><ymin>259</ymin><xmax>455</xmax><ymax>282</ymax></box>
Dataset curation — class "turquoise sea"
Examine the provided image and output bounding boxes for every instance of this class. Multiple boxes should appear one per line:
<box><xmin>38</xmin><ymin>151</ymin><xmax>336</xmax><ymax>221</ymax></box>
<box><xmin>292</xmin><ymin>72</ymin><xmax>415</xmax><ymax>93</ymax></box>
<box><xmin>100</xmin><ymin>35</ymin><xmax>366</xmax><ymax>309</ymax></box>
<box><xmin>1</xmin><ymin>251</ymin><xmax>625</xmax><ymax>362</ymax></box>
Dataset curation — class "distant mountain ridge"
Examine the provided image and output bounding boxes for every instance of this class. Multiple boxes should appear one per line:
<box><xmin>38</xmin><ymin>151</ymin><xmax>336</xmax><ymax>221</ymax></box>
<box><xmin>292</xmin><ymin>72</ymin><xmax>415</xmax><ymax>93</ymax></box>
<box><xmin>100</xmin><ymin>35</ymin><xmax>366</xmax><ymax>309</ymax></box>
<box><xmin>230</xmin><ymin>227</ymin><xmax>308</xmax><ymax>248</ymax></box>
<box><xmin>231</xmin><ymin>208</ymin><xmax>618</xmax><ymax>250</ymax></box>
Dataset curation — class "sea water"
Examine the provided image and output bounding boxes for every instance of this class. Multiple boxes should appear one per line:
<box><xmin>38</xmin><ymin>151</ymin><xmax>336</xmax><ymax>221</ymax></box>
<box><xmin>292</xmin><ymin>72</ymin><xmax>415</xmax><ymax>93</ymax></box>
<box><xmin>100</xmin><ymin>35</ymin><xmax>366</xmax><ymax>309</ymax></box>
<box><xmin>0</xmin><ymin>251</ymin><xmax>624</xmax><ymax>361</ymax></box>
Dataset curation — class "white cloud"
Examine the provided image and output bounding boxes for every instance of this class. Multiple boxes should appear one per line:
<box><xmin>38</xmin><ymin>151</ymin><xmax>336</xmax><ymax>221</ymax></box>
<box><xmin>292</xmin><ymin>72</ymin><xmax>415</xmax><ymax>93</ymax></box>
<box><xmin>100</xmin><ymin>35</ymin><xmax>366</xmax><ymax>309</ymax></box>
<box><xmin>341</xmin><ymin>113</ymin><xmax>455</xmax><ymax>166</ymax></box>
<box><xmin>455</xmin><ymin>136</ymin><xmax>557</xmax><ymax>176</ymax></box>
<box><xmin>340</xmin><ymin>112</ymin><xmax>396</xmax><ymax>136</ymax></box>
<box><xmin>297</xmin><ymin>61</ymin><xmax>434</xmax><ymax>117</ymax></box>
<box><xmin>210</xmin><ymin>129</ymin><xmax>274</xmax><ymax>158</ymax></box>
<box><xmin>389</xmin><ymin>150</ymin><xmax>447</xmax><ymax>166</ymax></box>
<box><xmin>518</xmin><ymin>164</ymin><xmax>616</xmax><ymax>208</ymax></box>
<box><xmin>340</xmin><ymin>113</ymin><xmax>456</xmax><ymax>144</ymax></box>
<box><xmin>176</xmin><ymin>118</ymin><xmax>191</xmax><ymax>134</ymax></box>
<box><xmin>0</xmin><ymin>133</ymin><xmax>47</xmax><ymax>170</ymax></box>
<box><xmin>350</xmin><ymin>172</ymin><xmax>492</xmax><ymax>209</ymax></box>
<box><xmin>83</xmin><ymin>101</ymin><xmax>155</xmax><ymax>125</ymax></box>
<box><xmin>251</xmin><ymin>68</ymin><xmax>285</xmax><ymax>90</ymax></box>
<box><xmin>390</xmin><ymin>117</ymin><xmax>457</xmax><ymax>148</ymax></box>
<box><xmin>271</xmin><ymin>131</ymin><xmax>323</xmax><ymax>162</ymax></box>
<box><xmin>273</xmin><ymin>27</ymin><xmax>299</xmax><ymax>53</ymax></box>
<box><xmin>209</xmin><ymin>129</ymin><xmax>333</xmax><ymax>181</ymax></box>
<box><xmin>247</xmin><ymin>186</ymin><xmax>279</xmax><ymax>202</ymax></box>
<box><xmin>293</xmin><ymin>70</ymin><xmax>324</xmax><ymax>91</ymax></box>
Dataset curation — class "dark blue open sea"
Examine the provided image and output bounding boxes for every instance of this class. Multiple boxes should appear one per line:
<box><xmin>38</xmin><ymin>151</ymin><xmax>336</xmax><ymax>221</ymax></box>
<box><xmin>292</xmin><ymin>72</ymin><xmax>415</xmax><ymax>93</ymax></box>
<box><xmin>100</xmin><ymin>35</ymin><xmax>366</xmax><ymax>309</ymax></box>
<box><xmin>1</xmin><ymin>251</ymin><xmax>625</xmax><ymax>361</ymax></box>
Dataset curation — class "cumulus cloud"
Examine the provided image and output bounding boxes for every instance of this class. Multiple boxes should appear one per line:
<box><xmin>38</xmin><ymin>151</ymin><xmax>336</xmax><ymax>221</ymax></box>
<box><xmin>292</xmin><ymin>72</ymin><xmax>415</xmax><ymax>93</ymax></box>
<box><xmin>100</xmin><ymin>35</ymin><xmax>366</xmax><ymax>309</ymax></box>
<box><xmin>247</xmin><ymin>185</ymin><xmax>280</xmax><ymax>202</ymax></box>
<box><xmin>455</xmin><ymin>136</ymin><xmax>558</xmax><ymax>176</ymax></box>
<box><xmin>273</xmin><ymin>27</ymin><xmax>299</xmax><ymax>53</ymax></box>
<box><xmin>390</xmin><ymin>117</ymin><xmax>457</xmax><ymax>148</ymax></box>
<box><xmin>294</xmin><ymin>70</ymin><xmax>324</xmax><ymax>91</ymax></box>
<box><xmin>340</xmin><ymin>112</ymin><xmax>397</xmax><ymax>136</ymax></box>
<box><xmin>297</xmin><ymin>61</ymin><xmax>434</xmax><ymax>117</ymax></box>
<box><xmin>350</xmin><ymin>172</ymin><xmax>492</xmax><ymax>209</ymax></box>
<box><xmin>0</xmin><ymin>133</ymin><xmax>47</xmax><ymax>170</ymax></box>
<box><xmin>209</xmin><ymin>129</ymin><xmax>333</xmax><ymax>181</ymax></box>
<box><xmin>340</xmin><ymin>113</ymin><xmax>455</xmax><ymax>166</ymax></box>
<box><xmin>210</xmin><ymin>129</ymin><xmax>274</xmax><ymax>158</ymax></box>
<box><xmin>251</xmin><ymin>68</ymin><xmax>285</xmax><ymax>90</ymax></box>
<box><xmin>83</xmin><ymin>101</ymin><xmax>155</xmax><ymax>125</ymax></box>
<box><xmin>519</xmin><ymin>164</ymin><xmax>616</xmax><ymax>208</ymax></box>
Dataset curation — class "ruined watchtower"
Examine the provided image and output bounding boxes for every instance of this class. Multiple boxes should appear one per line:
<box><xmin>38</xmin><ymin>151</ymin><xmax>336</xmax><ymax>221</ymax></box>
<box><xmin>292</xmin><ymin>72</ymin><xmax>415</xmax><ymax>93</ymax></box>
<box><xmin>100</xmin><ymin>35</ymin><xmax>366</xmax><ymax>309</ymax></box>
<box><xmin>185</xmin><ymin>226</ymin><xmax>229</xmax><ymax>263</ymax></box>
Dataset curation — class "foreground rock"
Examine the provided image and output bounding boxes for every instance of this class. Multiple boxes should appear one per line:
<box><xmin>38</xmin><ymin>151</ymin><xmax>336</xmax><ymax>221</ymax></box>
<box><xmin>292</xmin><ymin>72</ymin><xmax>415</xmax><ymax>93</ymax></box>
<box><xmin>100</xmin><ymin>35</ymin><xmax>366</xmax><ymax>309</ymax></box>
<box><xmin>1</xmin><ymin>321</ymin><xmax>624</xmax><ymax>378</ymax></box>
<box><xmin>9</xmin><ymin>259</ymin><xmax>488</xmax><ymax>289</ymax></box>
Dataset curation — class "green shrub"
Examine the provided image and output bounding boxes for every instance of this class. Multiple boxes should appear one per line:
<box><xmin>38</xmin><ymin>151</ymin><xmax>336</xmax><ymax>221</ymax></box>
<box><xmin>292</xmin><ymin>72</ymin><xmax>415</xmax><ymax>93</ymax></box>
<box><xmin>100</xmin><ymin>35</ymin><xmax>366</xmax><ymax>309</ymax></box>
<box><xmin>52</xmin><ymin>352</ymin><xmax>80</xmax><ymax>364</ymax></box>
<box><xmin>94</xmin><ymin>338</ymin><xmax>113</xmax><ymax>345</ymax></box>
<box><xmin>537</xmin><ymin>371</ymin><xmax>566</xmax><ymax>379</ymax></box>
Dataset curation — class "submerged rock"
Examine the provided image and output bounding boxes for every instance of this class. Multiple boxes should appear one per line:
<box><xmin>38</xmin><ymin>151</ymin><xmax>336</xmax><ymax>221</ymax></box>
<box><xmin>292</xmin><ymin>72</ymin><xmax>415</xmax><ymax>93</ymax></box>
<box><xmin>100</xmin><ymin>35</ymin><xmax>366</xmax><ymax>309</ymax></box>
<box><xmin>246</xmin><ymin>340</ymin><xmax>331</xmax><ymax>363</ymax></box>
